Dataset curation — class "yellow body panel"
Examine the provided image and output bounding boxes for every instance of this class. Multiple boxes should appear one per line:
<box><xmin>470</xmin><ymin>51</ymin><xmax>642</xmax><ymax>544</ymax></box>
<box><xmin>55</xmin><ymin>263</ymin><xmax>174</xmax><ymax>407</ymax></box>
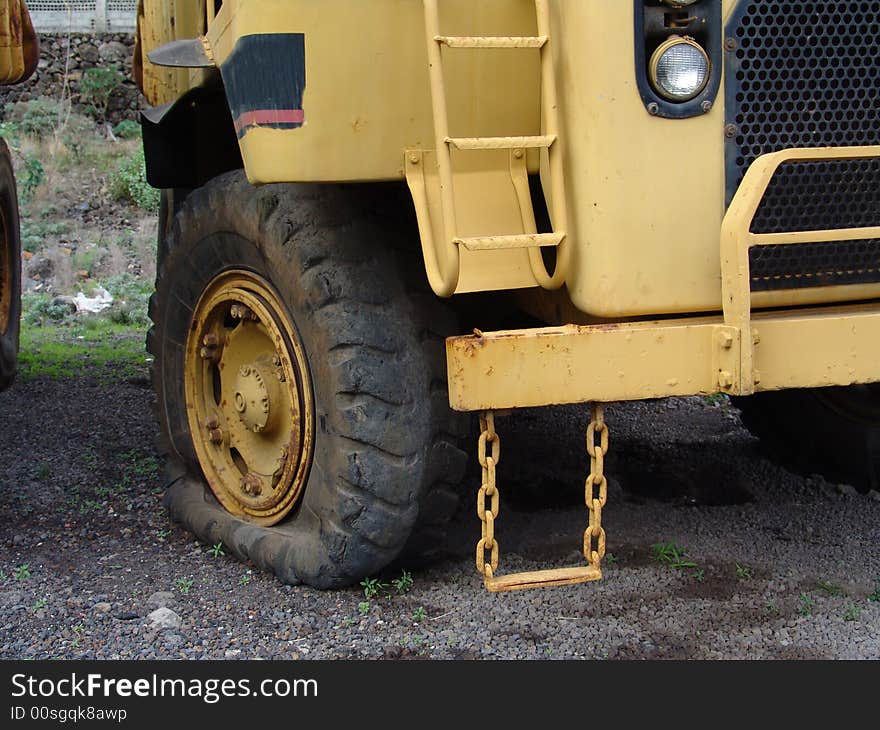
<box><xmin>138</xmin><ymin>0</ymin><xmax>880</xmax><ymax>408</ymax></box>
<box><xmin>207</xmin><ymin>0</ymin><xmax>541</xmax><ymax>183</ymax></box>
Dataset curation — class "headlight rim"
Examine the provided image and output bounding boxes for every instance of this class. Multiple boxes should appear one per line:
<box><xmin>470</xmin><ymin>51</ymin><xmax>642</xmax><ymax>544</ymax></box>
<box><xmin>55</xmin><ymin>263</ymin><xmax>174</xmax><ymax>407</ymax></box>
<box><xmin>649</xmin><ymin>35</ymin><xmax>711</xmax><ymax>103</ymax></box>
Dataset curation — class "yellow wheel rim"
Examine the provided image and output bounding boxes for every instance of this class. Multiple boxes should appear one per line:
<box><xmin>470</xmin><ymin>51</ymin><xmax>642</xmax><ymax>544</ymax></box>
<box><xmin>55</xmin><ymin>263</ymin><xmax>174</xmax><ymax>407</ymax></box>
<box><xmin>184</xmin><ymin>270</ymin><xmax>314</xmax><ymax>526</ymax></box>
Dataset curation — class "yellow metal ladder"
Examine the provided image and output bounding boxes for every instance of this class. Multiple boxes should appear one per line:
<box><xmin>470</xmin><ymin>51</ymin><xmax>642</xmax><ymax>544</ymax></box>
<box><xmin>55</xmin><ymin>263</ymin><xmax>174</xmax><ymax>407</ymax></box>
<box><xmin>422</xmin><ymin>0</ymin><xmax>570</xmax><ymax>290</ymax></box>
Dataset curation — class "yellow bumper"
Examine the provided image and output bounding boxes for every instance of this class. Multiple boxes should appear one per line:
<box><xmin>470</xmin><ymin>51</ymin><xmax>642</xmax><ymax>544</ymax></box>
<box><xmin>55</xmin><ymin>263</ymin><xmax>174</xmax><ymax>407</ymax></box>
<box><xmin>447</xmin><ymin>146</ymin><xmax>880</xmax><ymax>411</ymax></box>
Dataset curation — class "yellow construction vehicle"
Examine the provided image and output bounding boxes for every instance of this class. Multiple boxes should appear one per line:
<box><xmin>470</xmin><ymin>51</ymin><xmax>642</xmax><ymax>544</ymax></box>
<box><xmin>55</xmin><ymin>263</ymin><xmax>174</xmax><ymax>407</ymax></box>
<box><xmin>137</xmin><ymin>0</ymin><xmax>880</xmax><ymax>591</ymax></box>
<box><xmin>0</xmin><ymin>0</ymin><xmax>38</xmax><ymax>390</ymax></box>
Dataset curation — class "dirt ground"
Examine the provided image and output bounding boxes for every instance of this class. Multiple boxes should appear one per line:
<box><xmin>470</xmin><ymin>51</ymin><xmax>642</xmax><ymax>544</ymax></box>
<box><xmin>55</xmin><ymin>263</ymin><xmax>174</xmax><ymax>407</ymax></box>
<box><xmin>1</xmin><ymin>366</ymin><xmax>878</xmax><ymax>660</ymax></box>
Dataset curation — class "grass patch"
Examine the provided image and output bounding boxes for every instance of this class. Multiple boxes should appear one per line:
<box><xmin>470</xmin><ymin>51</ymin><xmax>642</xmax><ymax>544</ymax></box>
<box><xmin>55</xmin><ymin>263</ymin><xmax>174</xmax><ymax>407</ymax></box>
<box><xmin>18</xmin><ymin>317</ymin><xmax>149</xmax><ymax>382</ymax></box>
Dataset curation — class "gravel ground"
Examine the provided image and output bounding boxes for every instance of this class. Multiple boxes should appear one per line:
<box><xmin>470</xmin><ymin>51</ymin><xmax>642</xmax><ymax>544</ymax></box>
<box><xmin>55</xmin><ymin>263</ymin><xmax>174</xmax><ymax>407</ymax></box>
<box><xmin>1</xmin><ymin>366</ymin><xmax>879</xmax><ymax>660</ymax></box>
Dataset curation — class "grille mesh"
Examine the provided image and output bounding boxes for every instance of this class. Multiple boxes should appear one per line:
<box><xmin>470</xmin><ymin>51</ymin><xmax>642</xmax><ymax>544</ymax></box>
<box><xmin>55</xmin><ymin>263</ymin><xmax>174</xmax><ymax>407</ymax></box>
<box><xmin>750</xmin><ymin>239</ymin><xmax>880</xmax><ymax>291</ymax></box>
<box><xmin>726</xmin><ymin>0</ymin><xmax>880</xmax><ymax>290</ymax></box>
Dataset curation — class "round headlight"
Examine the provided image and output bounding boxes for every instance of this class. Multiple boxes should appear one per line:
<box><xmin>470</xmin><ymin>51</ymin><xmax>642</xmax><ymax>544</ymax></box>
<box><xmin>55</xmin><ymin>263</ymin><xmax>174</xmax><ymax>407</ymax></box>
<box><xmin>649</xmin><ymin>36</ymin><xmax>710</xmax><ymax>102</ymax></box>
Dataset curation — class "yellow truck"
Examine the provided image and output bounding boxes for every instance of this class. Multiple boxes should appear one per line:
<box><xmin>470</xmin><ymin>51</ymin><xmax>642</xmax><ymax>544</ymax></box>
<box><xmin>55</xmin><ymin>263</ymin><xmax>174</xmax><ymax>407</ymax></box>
<box><xmin>136</xmin><ymin>0</ymin><xmax>880</xmax><ymax>591</ymax></box>
<box><xmin>0</xmin><ymin>0</ymin><xmax>37</xmax><ymax>390</ymax></box>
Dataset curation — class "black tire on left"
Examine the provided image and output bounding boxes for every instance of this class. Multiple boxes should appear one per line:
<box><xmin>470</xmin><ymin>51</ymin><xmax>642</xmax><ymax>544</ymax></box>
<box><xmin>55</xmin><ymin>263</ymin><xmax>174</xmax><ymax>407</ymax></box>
<box><xmin>0</xmin><ymin>138</ymin><xmax>21</xmax><ymax>391</ymax></box>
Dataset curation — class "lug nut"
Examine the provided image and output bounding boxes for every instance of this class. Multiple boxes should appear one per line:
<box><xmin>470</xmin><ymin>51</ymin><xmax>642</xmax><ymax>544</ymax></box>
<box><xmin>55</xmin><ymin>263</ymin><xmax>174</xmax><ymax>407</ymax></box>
<box><xmin>205</xmin><ymin>416</ymin><xmax>219</xmax><ymax>430</ymax></box>
<box><xmin>209</xmin><ymin>428</ymin><xmax>224</xmax><ymax>445</ymax></box>
<box><xmin>240</xmin><ymin>473</ymin><xmax>262</xmax><ymax>496</ymax></box>
<box><xmin>231</xmin><ymin>304</ymin><xmax>257</xmax><ymax>321</ymax></box>
<box><xmin>203</xmin><ymin>333</ymin><xmax>220</xmax><ymax>347</ymax></box>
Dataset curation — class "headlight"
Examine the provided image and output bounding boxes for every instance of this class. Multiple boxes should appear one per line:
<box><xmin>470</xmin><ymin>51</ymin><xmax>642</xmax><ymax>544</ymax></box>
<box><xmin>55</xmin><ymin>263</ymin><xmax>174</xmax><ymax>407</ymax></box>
<box><xmin>649</xmin><ymin>36</ymin><xmax>710</xmax><ymax>102</ymax></box>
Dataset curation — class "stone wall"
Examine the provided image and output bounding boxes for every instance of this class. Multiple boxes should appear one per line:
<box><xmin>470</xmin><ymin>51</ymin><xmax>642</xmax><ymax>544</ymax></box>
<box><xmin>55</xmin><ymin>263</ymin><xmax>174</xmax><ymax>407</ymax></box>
<box><xmin>0</xmin><ymin>33</ymin><xmax>142</xmax><ymax>124</ymax></box>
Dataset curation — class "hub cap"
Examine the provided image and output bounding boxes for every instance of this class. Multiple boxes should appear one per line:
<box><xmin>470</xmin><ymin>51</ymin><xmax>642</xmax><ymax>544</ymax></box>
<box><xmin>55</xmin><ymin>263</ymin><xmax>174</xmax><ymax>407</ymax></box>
<box><xmin>184</xmin><ymin>271</ymin><xmax>314</xmax><ymax>525</ymax></box>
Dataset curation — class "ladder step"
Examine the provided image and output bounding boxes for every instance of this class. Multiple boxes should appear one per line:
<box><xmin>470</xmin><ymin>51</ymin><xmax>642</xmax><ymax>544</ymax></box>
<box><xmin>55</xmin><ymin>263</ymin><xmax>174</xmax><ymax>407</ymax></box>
<box><xmin>445</xmin><ymin>134</ymin><xmax>556</xmax><ymax>151</ymax></box>
<box><xmin>455</xmin><ymin>232</ymin><xmax>565</xmax><ymax>251</ymax></box>
<box><xmin>435</xmin><ymin>35</ymin><xmax>548</xmax><ymax>49</ymax></box>
<box><xmin>485</xmin><ymin>565</ymin><xmax>602</xmax><ymax>593</ymax></box>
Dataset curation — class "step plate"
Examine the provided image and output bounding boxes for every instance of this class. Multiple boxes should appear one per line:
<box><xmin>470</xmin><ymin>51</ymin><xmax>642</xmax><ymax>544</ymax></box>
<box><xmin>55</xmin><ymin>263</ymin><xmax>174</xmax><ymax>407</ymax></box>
<box><xmin>485</xmin><ymin>565</ymin><xmax>602</xmax><ymax>592</ymax></box>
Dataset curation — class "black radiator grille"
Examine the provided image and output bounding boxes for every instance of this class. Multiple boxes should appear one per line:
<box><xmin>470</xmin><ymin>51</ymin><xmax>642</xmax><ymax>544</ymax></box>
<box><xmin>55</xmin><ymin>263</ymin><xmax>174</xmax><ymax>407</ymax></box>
<box><xmin>749</xmin><ymin>239</ymin><xmax>880</xmax><ymax>291</ymax></box>
<box><xmin>725</xmin><ymin>1</ymin><xmax>880</xmax><ymax>290</ymax></box>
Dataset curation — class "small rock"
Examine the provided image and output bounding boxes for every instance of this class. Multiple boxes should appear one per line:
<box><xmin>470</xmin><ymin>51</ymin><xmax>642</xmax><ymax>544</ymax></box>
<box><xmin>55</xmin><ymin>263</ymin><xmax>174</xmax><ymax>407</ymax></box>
<box><xmin>78</xmin><ymin>44</ymin><xmax>99</xmax><ymax>64</ymax></box>
<box><xmin>93</xmin><ymin>602</ymin><xmax>111</xmax><ymax>614</ymax></box>
<box><xmin>147</xmin><ymin>607</ymin><xmax>181</xmax><ymax>630</ymax></box>
<box><xmin>0</xmin><ymin>591</ymin><xmax>23</xmax><ymax>608</ymax></box>
<box><xmin>163</xmin><ymin>632</ymin><xmax>184</xmax><ymax>649</ymax></box>
<box><xmin>11</xmin><ymin>534</ymin><xmax>25</xmax><ymax>546</ymax></box>
<box><xmin>868</xmin><ymin>490</ymin><xmax>880</xmax><ymax>502</ymax></box>
<box><xmin>52</xmin><ymin>296</ymin><xmax>77</xmax><ymax>315</ymax></box>
<box><xmin>98</xmin><ymin>41</ymin><xmax>129</xmax><ymax>63</ymax></box>
<box><xmin>837</xmin><ymin>484</ymin><xmax>859</xmax><ymax>497</ymax></box>
<box><xmin>146</xmin><ymin>591</ymin><xmax>176</xmax><ymax>610</ymax></box>
<box><xmin>25</xmin><ymin>256</ymin><xmax>53</xmax><ymax>280</ymax></box>
<box><xmin>224</xmin><ymin>649</ymin><xmax>242</xmax><ymax>659</ymax></box>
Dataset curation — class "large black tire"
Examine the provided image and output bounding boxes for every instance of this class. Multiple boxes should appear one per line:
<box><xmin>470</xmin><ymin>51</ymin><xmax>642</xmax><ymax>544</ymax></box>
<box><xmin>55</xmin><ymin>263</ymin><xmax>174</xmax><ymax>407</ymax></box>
<box><xmin>0</xmin><ymin>139</ymin><xmax>21</xmax><ymax>391</ymax></box>
<box><xmin>736</xmin><ymin>386</ymin><xmax>880</xmax><ymax>492</ymax></box>
<box><xmin>148</xmin><ymin>171</ymin><xmax>468</xmax><ymax>588</ymax></box>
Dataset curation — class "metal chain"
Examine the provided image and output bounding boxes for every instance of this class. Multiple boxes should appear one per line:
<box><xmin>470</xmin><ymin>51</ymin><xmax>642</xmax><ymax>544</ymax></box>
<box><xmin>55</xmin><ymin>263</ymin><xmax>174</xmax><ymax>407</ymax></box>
<box><xmin>584</xmin><ymin>403</ymin><xmax>609</xmax><ymax>568</ymax></box>
<box><xmin>476</xmin><ymin>412</ymin><xmax>501</xmax><ymax>579</ymax></box>
<box><xmin>475</xmin><ymin>405</ymin><xmax>609</xmax><ymax>583</ymax></box>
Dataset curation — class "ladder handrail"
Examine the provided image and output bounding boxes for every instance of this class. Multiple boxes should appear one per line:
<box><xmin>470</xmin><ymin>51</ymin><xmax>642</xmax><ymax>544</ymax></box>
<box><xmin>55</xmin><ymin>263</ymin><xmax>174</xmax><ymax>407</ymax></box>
<box><xmin>529</xmin><ymin>0</ymin><xmax>569</xmax><ymax>290</ymax></box>
<box><xmin>420</xmin><ymin>0</ymin><xmax>570</xmax><ymax>294</ymax></box>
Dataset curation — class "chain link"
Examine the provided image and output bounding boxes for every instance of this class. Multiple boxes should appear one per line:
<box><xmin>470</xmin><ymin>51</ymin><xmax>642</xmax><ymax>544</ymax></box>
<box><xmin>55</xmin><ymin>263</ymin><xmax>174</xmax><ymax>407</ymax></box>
<box><xmin>476</xmin><ymin>412</ymin><xmax>500</xmax><ymax>578</ymax></box>
<box><xmin>583</xmin><ymin>403</ymin><xmax>609</xmax><ymax>568</ymax></box>
<box><xmin>475</xmin><ymin>404</ymin><xmax>610</xmax><ymax>584</ymax></box>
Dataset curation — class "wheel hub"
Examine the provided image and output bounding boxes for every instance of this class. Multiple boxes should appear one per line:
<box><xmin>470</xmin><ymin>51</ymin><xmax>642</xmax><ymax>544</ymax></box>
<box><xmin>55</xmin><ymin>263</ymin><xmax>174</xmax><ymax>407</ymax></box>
<box><xmin>184</xmin><ymin>270</ymin><xmax>314</xmax><ymax>526</ymax></box>
<box><xmin>233</xmin><ymin>359</ymin><xmax>281</xmax><ymax>434</ymax></box>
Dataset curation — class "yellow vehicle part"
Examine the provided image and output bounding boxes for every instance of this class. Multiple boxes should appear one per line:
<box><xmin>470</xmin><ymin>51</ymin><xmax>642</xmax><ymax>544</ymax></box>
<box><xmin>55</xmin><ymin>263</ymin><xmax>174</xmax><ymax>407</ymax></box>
<box><xmin>135</xmin><ymin>0</ymin><xmax>208</xmax><ymax>105</ymax></box>
<box><xmin>474</xmin><ymin>408</ymin><xmax>607</xmax><ymax>592</ymax></box>
<box><xmin>448</xmin><ymin>146</ymin><xmax>880</xmax><ymax>412</ymax></box>
<box><xmin>0</xmin><ymin>0</ymin><xmax>38</xmax><ymax>86</ymax></box>
<box><xmin>140</xmin><ymin>0</ymin><xmax>880</xmax><ymax>316</ymax></box>
<box><xmin>184</xmin><ymin>270</ymin><xmax>315</xmax><ymax>526</ymax></box>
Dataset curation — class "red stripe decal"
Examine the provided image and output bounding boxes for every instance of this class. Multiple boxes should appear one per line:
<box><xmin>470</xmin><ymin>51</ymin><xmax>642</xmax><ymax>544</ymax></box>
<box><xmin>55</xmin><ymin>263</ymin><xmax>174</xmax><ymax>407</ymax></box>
<box><xmin>234</xmin><ymin>109</ymin><xmax>305</xmax><ymax>133</ymax></box>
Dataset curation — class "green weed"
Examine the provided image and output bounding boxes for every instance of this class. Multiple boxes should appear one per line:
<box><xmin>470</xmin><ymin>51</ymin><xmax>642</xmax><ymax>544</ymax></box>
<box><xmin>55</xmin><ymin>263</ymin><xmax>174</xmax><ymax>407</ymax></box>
<box><xmin>209</xmin><ymin>542</ymin><xmax>225</xmax><ymax>558</ymax></box>
<box><xmin>798</xmin><ymin>593</ymin><xmax>815</xmax><ymax>617</ymax></box>
<box><xmin>357</xmin><ymin>601</ymin><xmax>370</xmax><ymax>616</ymax></box>
<box><xmin>360</xmin><ymin>577</ymin><xmax>388</xmax><ymax>600</ymax></box>
<box><xmin>79</xmin><ymin>67</ymin><xmax>123</xmax><ymax>120</ymax></box>
<box><xmin>108</xmin><ymin>148</ymin><xmax>159</xmax><ymax>211</ymax></box>
<box><xmin>175</xmin><ymin>577</ymin><xmax>193</xmax><ymax>595</ymax></box>
<box><xmin>651</xmin><ymin>542</ymin><xmax>697</xmax><ymax>570</ymax></box>
<box><xmin>817</xmin><ymin>580</ymin><xmax>843</xmax><ymax>597</ymax></box>
<box><xmin>412</xmin><ymin>607</ymin><xmax>427</xmax><ymax>622</ymax></box>
<box><xmin>392</xmin><ymin>571</ymin><xmax>414</xmax><ymax>595</ymax></box>
<box><xmin>20</xmin><ymin>154</ymin><xmax>45</xmax><ymax>201</ymax></box>
<box><xmin>112</xmin><ymin>120</ymin><xmax>141</xmax><ymax>139</ymax></box>
<box><xmin>14</xmin><ymin>564</ymin><xmax>31</xmax><ymax>580</ymax></box>
<box><xmin>843</xmin><ymin>603</ymin><xmax>862</xmax><ymax>622</ymax></box>
<box><xmin>735</xmin><ymin>563</ymin><xmax>753</xmax><ymax>580</ymax></box>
